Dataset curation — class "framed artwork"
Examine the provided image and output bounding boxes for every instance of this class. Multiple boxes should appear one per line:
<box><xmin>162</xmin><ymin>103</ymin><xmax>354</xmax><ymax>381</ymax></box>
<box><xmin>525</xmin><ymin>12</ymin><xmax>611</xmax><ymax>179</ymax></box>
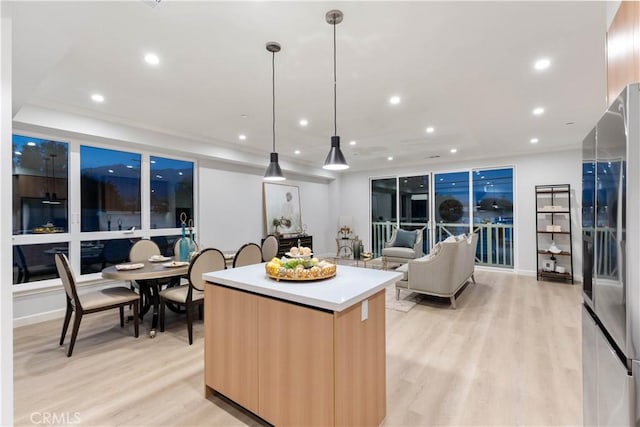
<box><xmin>263</xmin><ymin>183</ymin><xmax>302</xmax><ymax>236</ymax></box>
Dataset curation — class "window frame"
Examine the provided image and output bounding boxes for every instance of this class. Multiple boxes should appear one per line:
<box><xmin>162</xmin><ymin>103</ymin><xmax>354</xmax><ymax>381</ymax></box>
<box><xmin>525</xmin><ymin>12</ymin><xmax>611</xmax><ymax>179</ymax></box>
<box><xmin>11</xmin><ymin>131</ymin><xmax>198</xmax><ymax>290</ymax></box>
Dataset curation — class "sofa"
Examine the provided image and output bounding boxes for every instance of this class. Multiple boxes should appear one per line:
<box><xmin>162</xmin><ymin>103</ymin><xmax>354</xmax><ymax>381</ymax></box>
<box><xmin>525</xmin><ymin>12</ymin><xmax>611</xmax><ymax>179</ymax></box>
<box><xmin>381</xmin><ymin>227</ymin><xmax>424</xmax><ymax>269</ymax></box>
<box><xmin>394</xmin><ymin>233</ymin><xmax>478</xmax><ymax>309</ymax></box>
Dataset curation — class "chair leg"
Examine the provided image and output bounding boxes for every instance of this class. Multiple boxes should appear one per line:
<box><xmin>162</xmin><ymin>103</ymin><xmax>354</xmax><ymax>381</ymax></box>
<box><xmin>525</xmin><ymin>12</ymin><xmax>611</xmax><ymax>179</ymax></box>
<box><xmin>449</xmin><ymin>296</ymin><xmax>457</xmax><ymax>309</ymax></box>
<box><xmin>133</xmin><ymin>302</ymin><xmax>139</xmax><ymax>338</ymax></box>
<box><xmin>67</xmin><ymin>312</ymin><xmax>82</xmax><ymax>357</ymax></box>
<box><xmin>60</xmin><ymin>304</ymin><xmax>72</xmax><ymax>345</ymax></box>
<box><xmin>186</xmin><ymin>302</ymin><xmax>194</xmax><ymax>345</ymax></box>
<box><xmin>198</xmin><ymin>304</ymin><xmax>203</xmax><ymax>320</ymax></box>
<box><xmin>471</xmin><ymin>273</ymin><xmax>476</xmax><ymax>284</ymax></box>
<box><xmin>159</xmin><ymin>298</ymin><xmax>166</xmax><ymax>332</ymax></box>
<box><xmin>119</xmin><ymin>306</ymin><xmax>125</xmax><ymax>327</ymax></box>
<box><xmin>396</xmin><ymin>288</ymin><xmax>400</xmax><ymax>300</ymax></box>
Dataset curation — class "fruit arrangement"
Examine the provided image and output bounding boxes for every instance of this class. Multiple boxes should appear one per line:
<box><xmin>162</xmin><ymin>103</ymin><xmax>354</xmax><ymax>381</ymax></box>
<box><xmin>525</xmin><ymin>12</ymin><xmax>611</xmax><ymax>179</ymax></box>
<box><xmin>286</xmin><ymin>245</ymin><xmax>312</xmax><ymax>258</ymax></box>
<box><xmin>265</xmin><ymin>256</ymin><xmax>336</xmax><ymax>281</ymax></box>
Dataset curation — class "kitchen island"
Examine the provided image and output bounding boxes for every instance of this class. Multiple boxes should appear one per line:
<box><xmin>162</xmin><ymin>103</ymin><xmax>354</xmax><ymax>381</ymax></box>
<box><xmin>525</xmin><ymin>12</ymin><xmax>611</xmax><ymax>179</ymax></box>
<box><xmin>203</xmin><ymin>263</ymin><xmax>402</xmax><ymax>426</ymax></box>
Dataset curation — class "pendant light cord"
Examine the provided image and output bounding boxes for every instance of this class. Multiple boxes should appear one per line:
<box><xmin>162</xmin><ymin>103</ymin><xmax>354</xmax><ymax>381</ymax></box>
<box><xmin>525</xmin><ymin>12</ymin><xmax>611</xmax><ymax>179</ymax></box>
<box><xmin>272</xmin><ymin>51</ymin><xmax>276</xmax><ymax>153</ymax></box>
<box><xmin>333</xmin><ymin>20</ymin><xmax>337</xmax><ymax>137</ymax></box>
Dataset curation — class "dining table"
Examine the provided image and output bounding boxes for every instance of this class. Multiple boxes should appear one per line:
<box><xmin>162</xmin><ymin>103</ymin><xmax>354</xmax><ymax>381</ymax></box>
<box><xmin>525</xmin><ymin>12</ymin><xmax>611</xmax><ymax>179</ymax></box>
<box><xmin>102</xmin><ymin>260</ymin><xmax>189</xmax><ymax>337</ymax></box>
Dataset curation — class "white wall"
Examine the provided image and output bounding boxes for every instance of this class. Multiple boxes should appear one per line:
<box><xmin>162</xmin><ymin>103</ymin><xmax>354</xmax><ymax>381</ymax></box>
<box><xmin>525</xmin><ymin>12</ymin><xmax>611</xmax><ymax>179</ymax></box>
<box><xmin>339</xmin><ymin>148</ymin><xmax>583</xmax><ymax>278</ymax></box>
<box><xmin>198</xmin><ymin>164</ymin><xmax>335</xmax><ymax>256</ymax></box>
<box><xmin>0</xmin><ymin>13</ymin><xmax>13</xmax><ymax>426</ymax></box>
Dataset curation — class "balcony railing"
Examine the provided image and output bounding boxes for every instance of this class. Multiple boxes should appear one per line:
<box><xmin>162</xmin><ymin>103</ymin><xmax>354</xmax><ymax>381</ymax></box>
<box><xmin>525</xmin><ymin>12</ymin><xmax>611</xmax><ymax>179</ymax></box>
<box><xmin>371</xmin><ymin>221</ymin><xmax>514</xmax><ymax>269</ymax></box>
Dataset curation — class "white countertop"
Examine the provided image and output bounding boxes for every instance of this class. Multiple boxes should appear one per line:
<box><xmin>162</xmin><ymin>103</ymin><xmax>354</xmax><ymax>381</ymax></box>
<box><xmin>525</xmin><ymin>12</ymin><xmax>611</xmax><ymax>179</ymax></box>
<box><xmin>203</xmin><ymin>263</ymin><xmax>402</xmax><ymax>312</ymax></box>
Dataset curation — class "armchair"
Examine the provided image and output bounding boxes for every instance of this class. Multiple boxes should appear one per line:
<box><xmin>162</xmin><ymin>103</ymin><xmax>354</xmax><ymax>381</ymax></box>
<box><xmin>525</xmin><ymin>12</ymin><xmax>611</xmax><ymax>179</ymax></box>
<box><xmin>381</xmin><ymin>227</ymin><xmax>424</xmax><ymax>269</ymax></box>
<box><xmin>394</xmin><ymin>233</ymin><xmax>478</xmax><ymax>308</ymax></box>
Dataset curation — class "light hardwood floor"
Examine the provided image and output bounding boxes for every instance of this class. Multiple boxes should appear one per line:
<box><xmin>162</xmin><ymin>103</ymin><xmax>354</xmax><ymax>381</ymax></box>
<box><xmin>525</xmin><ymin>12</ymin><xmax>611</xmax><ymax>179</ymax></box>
<box><xmin>13</xmin><ymin>270</ymin><xmax>583</xmax><ymax>426</ymax></box>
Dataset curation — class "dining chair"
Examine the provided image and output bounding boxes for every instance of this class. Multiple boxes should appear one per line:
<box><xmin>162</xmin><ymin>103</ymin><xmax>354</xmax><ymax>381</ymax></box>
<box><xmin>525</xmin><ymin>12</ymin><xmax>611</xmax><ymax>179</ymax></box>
<box><xmin>159</xmin><ymin>248</ymin><xmax>226</xmax><ymax>344</ymax></box>
<box><xmin>129</xmin><ymin>239</ymin><xmax>161</xmax><ymax>262</ymax></box>
<box><xmin>55</xmin><ymin>253</ymin><xmax>139</xmax><ymax>357</ymax></box>
<box><xmin>232</xmin><ymin>243</ymin><xmax>263</xmax><ymax>268</ymax></box>
<box><xmin>261</xmin><ymin>235</ymin><xmax>279</xmax><ymax>262</ymax></box>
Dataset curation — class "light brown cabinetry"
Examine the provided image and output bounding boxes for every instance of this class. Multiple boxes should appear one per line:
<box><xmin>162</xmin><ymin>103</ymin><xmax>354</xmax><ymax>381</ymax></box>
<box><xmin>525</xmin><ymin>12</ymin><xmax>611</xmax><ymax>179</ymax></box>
<box><xmin>204</xmin><ymin>284</ymin><xmax>386</xmax><ymax>426</ymax></box>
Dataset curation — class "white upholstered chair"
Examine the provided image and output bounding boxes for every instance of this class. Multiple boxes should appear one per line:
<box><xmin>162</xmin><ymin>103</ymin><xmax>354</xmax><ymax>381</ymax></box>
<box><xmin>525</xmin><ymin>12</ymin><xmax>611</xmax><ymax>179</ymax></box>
<box><xmin>159</xmin><ymin>248</ymin><xmax>226</xmax><ymax>344</ymax></box>
<box><xmin>381</xmin><ymin>227</ymin><xmax>424</xmax><ymax>269</ymax></box>
<box><xmin>55</xmin><ymin>253</ymin><xmax>139</xmax><ymax>357</ymax></box>
<box><xmin>233</xmin><ymin>243</ymin><xmax>263</xmax><ymax>268</ymax></box>
<box><xmin>261</xmin><ymin>235</ymin><xmax>279</xmax><ymax>261</ymax></box>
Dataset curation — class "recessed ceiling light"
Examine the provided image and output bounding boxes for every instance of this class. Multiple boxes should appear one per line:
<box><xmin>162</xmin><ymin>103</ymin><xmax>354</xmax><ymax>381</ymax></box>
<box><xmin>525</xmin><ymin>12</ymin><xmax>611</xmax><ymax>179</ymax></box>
<box><xmin>389</xmin><ymin>95</ymin><xmax>401</xmax><ymax>105</ymax></box>
<box><xmin>91</xmin><ymin>93</ymin><xmax>105</xmax><ymax>103</ymax></box>
<box><xmin>450</xmin><ymin>148</ymin><xmax>458</xmax><ymax>153</ymax></box>
<box><xmin>387</xmin><ymin>156</ymin><xmax>393</xmax><ymax>161</ymax></box>
<box><xmin>419</xmin><ymin>184</ymin><xmax>424</xmax><ymax>188</ymax></box>
<box><xmin>108</xmin><ymin>169</ymin><xmax>114</xmax><ymax>173</ymax></box>
<box><xmin>534</xmin><ymin>58</ymin><xmax>551</xmax><ymax>70</ymax></box>
<box><xmin>403</xmin><ymin>179</ymin><xmax>408</xmax><ymax>183</ymax></box>
<box><xmin>294</xmin><ymin>150</ymin><xmax>301</xmax><ymax>155</ymax></box>
<box><xmin>349</xmin><ymin>140</ymin><xmax>356</xmax><ymax>146</ymax></box>
<box><xmin>15</xmin><ymin>151</ymin><xmax>21</xmax><ymax>155</ymax></box>
<box><xmin>144</xmin><ymin>53</ymin><xmax>160</xmax><ymax>66</ymax></box>
<box><xmin>240</xmin><ymin>114</ymin><xmax>248</xmax><ymax>119</ymax></box>
<box><xmin>299</xmin><ymin>119</ymin><xmax>308</xmax><ymax>126</ymax></box>
<box><xmin>530</xmin><ymin>138</ymin><xmax>539</xmax><ymax>144</ymax></box>
<box><xmin>426</xmin><ymin>127</ymin><xmax>435</xmax><ymax>133</ymax></box>
<box><xmin>126</xmin><ymin>165</ymin><xmax>133</xmax><ymax>169</ymax></box>
<box><xmin>27</xmin><ymin>141</ymin><xmax>36</xmax><ymax>146</ymax></box>
<box><xmin>533</xmin><ymin>107</ymin><xmax>545</xmax><ymax>115</ymax></box>
<box><xmin>178</xmin><ymin>172</ymin><xmax>183</xmax><ymax>176</ymax></box>
<box><xmin>238</xmin><ymin>134</ymin><xmax>247</xmax><ymax>141</ymax></box>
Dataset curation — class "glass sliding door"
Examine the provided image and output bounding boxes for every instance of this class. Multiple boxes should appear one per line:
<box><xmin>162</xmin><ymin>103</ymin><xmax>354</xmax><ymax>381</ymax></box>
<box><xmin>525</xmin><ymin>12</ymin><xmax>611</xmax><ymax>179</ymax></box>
<box><xmin>399</xmin><ymin>175</ymin><xmax>430</xmax><ymax>254</ymax></box>
<box><xmin>371</xmin><ymin>178</ymin><xmax>397</xmax><ymax>257</ymax></box>
<box><xmin>472</xmin><ymin>168</ymin><xmax>514</xmax><ymax>268</ymax></box>
<box><xmin>434</xmin><ymin>171</ymin><xmax>470</xmax><ymax>242</ymax></box>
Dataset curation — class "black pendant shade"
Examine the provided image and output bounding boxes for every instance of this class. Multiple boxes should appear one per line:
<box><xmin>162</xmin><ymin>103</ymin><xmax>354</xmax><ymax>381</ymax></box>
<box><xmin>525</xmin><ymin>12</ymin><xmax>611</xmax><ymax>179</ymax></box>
<box><xmin>263</xmin><ymin>41</ymin><xmax>285</xmax><ymax>181</ymax></box>
<box><xmin>264</xmin><ymin>152</ymin><xmax>285</xmax><ymax>181</ymax></box>
<box><xmin>323</xmin><ymin>9</ymin><xmax>349</xmax><ymax>171</ymax></box>
<box><xmin>323</xmin><ymin>136</ymin><xmax>348</xmax><ymax>170</ymax></box>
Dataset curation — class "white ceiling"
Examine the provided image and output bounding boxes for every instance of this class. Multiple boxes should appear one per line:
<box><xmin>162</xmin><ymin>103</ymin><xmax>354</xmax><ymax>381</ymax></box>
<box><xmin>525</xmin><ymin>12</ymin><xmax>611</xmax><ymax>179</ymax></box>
<box><xmin>6</xmin><ymin>1</ymin><xmax>608</xmax><ymax>174</ymax></box>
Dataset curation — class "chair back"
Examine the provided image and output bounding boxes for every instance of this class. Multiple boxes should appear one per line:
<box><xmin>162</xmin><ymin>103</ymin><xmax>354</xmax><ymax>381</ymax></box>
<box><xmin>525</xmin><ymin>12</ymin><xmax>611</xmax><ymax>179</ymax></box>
<box><xmin>188</xmin><ymin>248</ymin><xmax>226</xmax><ymax>292</ymax></box>
<box><xmin>261</xmin><ymin>235</ymin><xmax>279</xmax><ymax>261</ymax></box>
<box><xmin>54</xmin><ymin>253</ymin><xmax>81</xmax><ymax>309</ymax></box>
<box><xmin>173</xmin><ymin>238</ymin><xmax>199</xmax><ymax>260</ymax></box>
<box><xmin>233</xmin><ymin>243</ymin><xmax>263</xmax><ymax>268</ymax></box>
<box><xmin>129</xmin><ymin>239</ymin><xmax>161</xmax><ymax>262</ymax></box>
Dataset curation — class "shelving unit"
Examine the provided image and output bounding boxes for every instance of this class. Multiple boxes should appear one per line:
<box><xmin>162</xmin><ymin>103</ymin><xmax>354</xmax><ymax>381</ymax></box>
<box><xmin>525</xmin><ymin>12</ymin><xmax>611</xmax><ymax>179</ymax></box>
<box><xmin>535</xmin><ymin>184</ymin><xmax>573</xmax><ymax>284</ymax></box>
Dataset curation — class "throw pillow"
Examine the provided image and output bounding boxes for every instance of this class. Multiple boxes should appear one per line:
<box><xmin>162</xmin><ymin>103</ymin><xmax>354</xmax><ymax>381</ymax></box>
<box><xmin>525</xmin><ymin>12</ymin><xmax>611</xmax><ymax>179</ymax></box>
<box><xmin>443</xmin><ymin>235</ymin><xmax>456</xmax><ymax>243</ymax></box>
<box><xmin>393</xmin><ymin>228</ymin><xmax>416</xmax><ymax>248</ymax></box>
<box><xmin>430</xmin><ymin>242</ymin><xmax>442</xmax><ymax>256</ymax></box>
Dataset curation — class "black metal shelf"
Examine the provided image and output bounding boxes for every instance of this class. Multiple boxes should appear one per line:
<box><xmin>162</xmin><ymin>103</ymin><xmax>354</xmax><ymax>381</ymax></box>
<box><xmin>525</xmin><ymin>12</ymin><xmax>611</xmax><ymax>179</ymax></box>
<box><xmin>535</xmin><ymin>184</ymin><xmax>573</xmax><ymax>284</ymax></box>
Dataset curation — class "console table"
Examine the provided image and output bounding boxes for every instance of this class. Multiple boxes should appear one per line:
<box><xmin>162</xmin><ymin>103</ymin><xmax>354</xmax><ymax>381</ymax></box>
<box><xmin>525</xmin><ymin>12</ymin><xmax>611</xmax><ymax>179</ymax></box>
<box><xmin>264</xmin><ymin>235</ymin><xmax>312</xmax><ymax>257</ymax></box>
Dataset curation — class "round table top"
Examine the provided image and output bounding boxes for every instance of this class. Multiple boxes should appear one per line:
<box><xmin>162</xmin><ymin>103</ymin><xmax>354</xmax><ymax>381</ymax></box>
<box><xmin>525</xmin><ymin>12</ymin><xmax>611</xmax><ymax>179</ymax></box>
<box><xmin>102</xmin><ymin>260</ymin><xmax>189</xmax><ymax>280</ymax></box>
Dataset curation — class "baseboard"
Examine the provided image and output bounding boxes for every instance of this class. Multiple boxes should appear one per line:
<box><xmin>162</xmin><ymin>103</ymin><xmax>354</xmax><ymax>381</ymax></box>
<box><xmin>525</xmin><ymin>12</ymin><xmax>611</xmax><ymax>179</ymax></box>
<box><xmin>14</xmin><ymin>308</ymin><xmax>66</xmax><ymax>328</ymax></box>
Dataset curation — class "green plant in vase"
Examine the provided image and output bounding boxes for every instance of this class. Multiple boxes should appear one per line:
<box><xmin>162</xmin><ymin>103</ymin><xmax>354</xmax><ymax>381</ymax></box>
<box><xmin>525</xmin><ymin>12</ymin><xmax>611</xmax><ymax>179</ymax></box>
<box><xmin>272</xmin><ymin>218</ymin><xmax>282</xmax><ymax>236</ymax></box>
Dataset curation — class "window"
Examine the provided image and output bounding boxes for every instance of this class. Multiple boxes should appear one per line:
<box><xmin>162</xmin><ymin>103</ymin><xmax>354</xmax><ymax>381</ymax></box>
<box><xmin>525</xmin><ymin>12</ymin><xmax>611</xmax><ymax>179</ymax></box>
<box><xmin>371</xmin><ymin>178</ymin><xmax>397</xmax><ymax>256</ymax></box>
<box><xmin>80</xmin><ymin>146</ymin><xmax>141</xmax><ymax>232</ymax></box>
<box><xmin>150</xmin><ymin>156</ymin><xmax>194</xmax><ymax>228</ymax></box>
<box><xmin>472</xmin><ymin>168</ymin><xmax>514</xmax><ymax>268</ymax></box>
<box><xmin>13</xmin><ymin>243</ymin><xmax>67</xmax><ymax>284</ymax></box>
<box><xmin>434</xmin><ymin>171</ymin><xmax>470</xmax><ymax>242</ymax></box>
<box><xmin>12</xmin><ymin>135</ymin><xmax>68</xmax><ymax>235</ymax></box>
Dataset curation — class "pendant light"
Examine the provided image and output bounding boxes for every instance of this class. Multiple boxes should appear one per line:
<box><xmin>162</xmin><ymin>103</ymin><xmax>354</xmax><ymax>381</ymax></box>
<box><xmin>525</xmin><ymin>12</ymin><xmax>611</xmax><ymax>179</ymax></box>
<box><xmin>323</xmin><ymin>9</ymin><xmax>349</xmax><ymax>171</ymax></box>
<box><xmin>263</xmin><ymin>41</ymin><xmax>286</xmax><ymax>181</ymax></box>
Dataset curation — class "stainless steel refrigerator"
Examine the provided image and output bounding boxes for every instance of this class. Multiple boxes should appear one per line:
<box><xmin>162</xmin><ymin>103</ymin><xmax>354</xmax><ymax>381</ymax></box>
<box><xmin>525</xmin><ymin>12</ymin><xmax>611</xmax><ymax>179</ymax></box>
<box><xmin>582</xmin><ymin>83</ymin><xmax>640</xmax><ymax>426</ymax></box>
